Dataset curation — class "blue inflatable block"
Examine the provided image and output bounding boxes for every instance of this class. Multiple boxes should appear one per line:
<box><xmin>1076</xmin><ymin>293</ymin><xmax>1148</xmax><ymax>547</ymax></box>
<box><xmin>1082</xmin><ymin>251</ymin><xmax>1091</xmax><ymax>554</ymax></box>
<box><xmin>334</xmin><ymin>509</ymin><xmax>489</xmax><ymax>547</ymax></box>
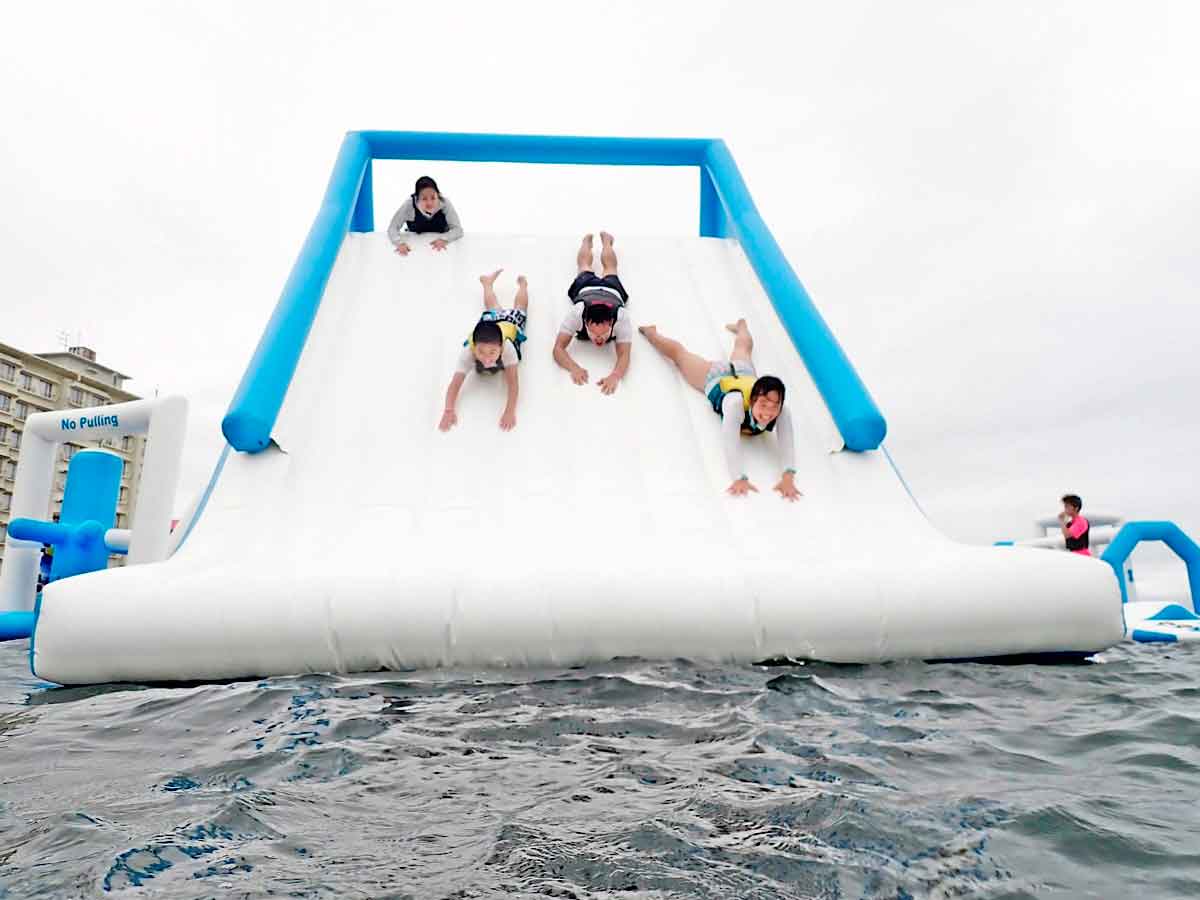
<box><xmin>0</xmin><ymin>611</ymin><xmax>34</xmax><ymax>641</ymax></box>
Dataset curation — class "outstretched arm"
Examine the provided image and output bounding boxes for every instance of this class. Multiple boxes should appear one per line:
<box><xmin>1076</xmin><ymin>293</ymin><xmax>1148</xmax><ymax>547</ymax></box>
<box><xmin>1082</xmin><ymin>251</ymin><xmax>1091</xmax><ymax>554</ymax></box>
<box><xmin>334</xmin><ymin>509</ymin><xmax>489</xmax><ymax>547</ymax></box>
<box><xmin>500</xmin><ymin>366</ymin><xmax>519</xmax><ymax>431</ymax></box>
<box><xmin>772</xmin><ymin>408</ymin><xmax>801</xmax><ymax>501</ymax></box>
<box><xmin>439</xmin><ymin>371</ymin><xmax>467</xmax><ymax>431</ymax></box>
<box><xmin>720</xmin><ymin>393</ymin><xmax>756</xmax><ymax>496</ymax></box>
<box><xmin>553</xmin><ymin>331</ymin><xmax>588</xmax><ymax>384</ymax></box>
<box><xmin>387</xmin><ymin>198</ymin><xmax>416</xmax><ymax>246</ymax></box>
<box><xmin>599</xmin><ymin>341</ymin><xmax>631</xmax><ymax>395</ymax></box>
<box><xmin>438</xmin><ymin>198</ymin><xmax>464</xmax><ymax>243</ymax></box>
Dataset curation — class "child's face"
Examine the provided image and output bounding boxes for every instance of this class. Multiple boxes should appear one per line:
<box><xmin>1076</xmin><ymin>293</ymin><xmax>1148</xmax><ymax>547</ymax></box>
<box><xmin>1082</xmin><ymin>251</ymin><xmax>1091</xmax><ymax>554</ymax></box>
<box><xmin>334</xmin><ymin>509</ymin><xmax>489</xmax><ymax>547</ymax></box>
<box><xmin>417</xmin><ymin>187</ymin><xmax>440</xmax><ymax>213</ymax></box>
<box><xmin>585</xmin><ymin>320</ymin><xmax>614</xmax><ymax>346</ymax></box>
<box><xmin>473</xmin><ymin>341</ymin><xmax>502</xmax><ymax>368</ymax></box>
<box><xmin>750</xmin><ymin>390</ymin><xmax>782</xmax><ymax>427</ymax></box>
<box><xmin>1062</xmin><ymin>501</ymin><xmax>1080</xmax><ymax>517</ymax></box>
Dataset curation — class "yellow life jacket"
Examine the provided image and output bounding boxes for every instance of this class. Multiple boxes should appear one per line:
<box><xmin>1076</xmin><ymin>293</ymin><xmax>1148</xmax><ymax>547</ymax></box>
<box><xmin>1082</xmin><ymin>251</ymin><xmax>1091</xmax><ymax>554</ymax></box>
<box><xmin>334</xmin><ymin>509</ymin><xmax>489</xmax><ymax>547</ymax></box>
<box><xmin>466</xmin><ymin>321</ymin><xmax>523</xmax><ymax>374</ymax></box>
<box><xmin>710</xmin><ymin>373</ymin><xmax>776</xmax><ymax>436</ymax></box>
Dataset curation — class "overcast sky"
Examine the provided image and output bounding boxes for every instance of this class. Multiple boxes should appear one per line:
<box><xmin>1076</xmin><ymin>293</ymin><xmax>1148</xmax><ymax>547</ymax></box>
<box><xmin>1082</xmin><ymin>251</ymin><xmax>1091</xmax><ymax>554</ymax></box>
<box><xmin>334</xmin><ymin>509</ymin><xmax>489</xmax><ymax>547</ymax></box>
<box><xmin>2</xmin><ymin>1</ymin><xmax>1197</xmax><ymax>570</ymax></box>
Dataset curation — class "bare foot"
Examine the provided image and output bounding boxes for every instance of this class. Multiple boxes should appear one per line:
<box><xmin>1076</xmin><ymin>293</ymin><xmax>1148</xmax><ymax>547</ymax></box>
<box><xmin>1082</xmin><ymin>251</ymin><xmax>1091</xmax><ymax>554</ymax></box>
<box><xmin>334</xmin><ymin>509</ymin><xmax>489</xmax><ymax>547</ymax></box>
<box><xmin>516</xmin><ymin>275</ymin><xmax>528</xmax><ymax>288</ymax></box>
<box><xmin>580</xmin><ymin>233</ymin><xmax>594</xmax><ymax>248</ymax></box>
<box><xmin>600</xmin><ymin>231</ymin><xmax>614</xmax><ymax>245</ymax></box>
<box><xmin>480</xmin><ymin>269</ymin><xmax>503</xmax><ymax>286</ymax></box>
<box><xmin>725</xmin><ymin>318</ymin><xmax>748</xmax><ymax>334</ymax></box>
<box><xmin>638</xmin><ymin>324</ymin><xmax>657</xmax><ymax>338</ymax></box>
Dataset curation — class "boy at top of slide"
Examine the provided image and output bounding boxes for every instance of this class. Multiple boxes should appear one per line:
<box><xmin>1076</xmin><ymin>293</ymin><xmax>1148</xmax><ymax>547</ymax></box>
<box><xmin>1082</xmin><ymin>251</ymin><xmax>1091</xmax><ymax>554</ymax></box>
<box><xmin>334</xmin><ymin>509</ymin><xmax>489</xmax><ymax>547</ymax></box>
<box><xmin>440</xmin><ymin>270</ymin><xmax>528</xmax><ymax>433</ymax></box>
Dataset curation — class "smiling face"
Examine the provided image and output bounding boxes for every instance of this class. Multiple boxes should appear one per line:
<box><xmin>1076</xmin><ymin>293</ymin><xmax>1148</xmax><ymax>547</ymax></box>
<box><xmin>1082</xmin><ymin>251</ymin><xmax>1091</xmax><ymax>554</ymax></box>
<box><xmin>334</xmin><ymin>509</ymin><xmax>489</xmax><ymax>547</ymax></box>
<box><xmin>473</xmin><ymin>340</ymin><xmax>502</xmax><ymax>369</ymax></box>
<box><xmin>416</xmin><ymin>187</ymin><xmax>440</xmax><ymax>214</ymax></box>
<box><xmin>750</xmin><ymin>389</ymin><xmax>782</xmax><ymax>427</ymax></box>
<box><xmin>584</xmin><ymin>319</ymin><xmax>614</xmax><ymax>346</ymax></box>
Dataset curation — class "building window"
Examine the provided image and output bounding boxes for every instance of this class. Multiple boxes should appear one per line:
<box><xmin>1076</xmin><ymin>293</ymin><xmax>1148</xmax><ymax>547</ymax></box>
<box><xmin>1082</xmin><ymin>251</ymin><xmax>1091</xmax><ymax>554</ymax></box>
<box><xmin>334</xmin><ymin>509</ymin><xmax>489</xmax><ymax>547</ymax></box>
<box><xmin>119</xmin><ymin>486</ymin><xmax>129</xmax><ymax>504</ymax></box>
<box><xmin>35</xmin><ymin>377</ymin><xmax>54</xmax><ymax>400</ymax></box>
<box><xmin>1</xmin><ymin>460</ymin><xmax>14</xmax><ymax>480</ymax></box>
<box><xmin>0</xmin><ymin>424</ymin><xmax>7</xmax><ymax>444</ymax></box>
<box><xmin>122</xmin><ymin>460</ymin><xmax>131</xmax><ymax>479</ymax></box>
<box><xmin>0</xmin><ymin>492</ymin><xmax>9</xmax><ymax>512</ymax></box>
<box><xmin>115</xmin><ymin>513</ymin><xmax>127</xmax><ymax>528</ymax></box>
<box><xmin>0</xmin><ymin>360</ymin><xmax>16</xmax><ymax>382</ymax></box>
<box><xmin>61</xmin><ymin>444</ymin><xmax>79</xmax><ymax>461</ymax></box>
<box><xmin>68</xmin><ymin>386</ymin><xmax>84</xmax><ymax>406</ymax></box>
<box><xmin>0</xmin><ymin>393</ymin><xmax>10</xmax><ymax>411</ymax></box>
<box><xmin>122</xmin><ymin>435</ymin><xmax>134</xmax><ymax>452</ymax></box>
<box><xmin>19</xmin><ymin>372</ymin><xmax>32</xmax><ymax>391</ymax></box>
<box><xmin>14</xmin><ymin>401</ymin><xmax>29</xmax><ymax>420</ymax></box>
<box><xmin>11</xmin><ymin>430</ymin><xmax>20</xmax><ymax>449</ymax></box>
<box><xmin>0</xmin><ymin>522</ymin><xmax>6</xmax><ymax>541</ymax></box>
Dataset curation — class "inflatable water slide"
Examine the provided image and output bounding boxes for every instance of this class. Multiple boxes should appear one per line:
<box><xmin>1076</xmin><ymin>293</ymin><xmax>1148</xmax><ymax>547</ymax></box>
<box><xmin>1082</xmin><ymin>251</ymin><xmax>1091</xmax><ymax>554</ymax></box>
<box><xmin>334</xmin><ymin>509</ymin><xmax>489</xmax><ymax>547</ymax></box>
<box><xmin>0</xmin><ymin>132</ymin><xmax>1131</xmax><ymax>685</ymax></box>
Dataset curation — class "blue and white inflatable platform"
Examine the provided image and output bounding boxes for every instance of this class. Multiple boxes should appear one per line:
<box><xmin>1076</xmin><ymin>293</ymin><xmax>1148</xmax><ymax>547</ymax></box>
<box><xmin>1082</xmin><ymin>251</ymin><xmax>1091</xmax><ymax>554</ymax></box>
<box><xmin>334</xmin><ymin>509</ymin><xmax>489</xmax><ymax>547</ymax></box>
<box><xmin>0</xmin><ymin>132</ymin><xmax>1136</xmax><ymax>684</ymax></box>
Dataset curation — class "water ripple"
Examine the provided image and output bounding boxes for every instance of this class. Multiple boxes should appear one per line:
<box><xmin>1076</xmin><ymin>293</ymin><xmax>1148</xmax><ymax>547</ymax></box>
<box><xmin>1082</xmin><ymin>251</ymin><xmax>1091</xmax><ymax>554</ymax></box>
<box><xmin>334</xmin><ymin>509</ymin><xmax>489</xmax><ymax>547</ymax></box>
<box><xmin>1</xmin><ymin>642</ymin><xmax>1199</xmax><ymax>897</ymax></box>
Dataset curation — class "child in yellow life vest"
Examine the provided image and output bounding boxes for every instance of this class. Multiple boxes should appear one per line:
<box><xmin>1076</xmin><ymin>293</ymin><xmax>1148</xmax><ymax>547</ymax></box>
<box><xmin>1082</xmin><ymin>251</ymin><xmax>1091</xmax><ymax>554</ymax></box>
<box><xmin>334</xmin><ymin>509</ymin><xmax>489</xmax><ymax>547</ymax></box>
<box><xmin>439</xmin><ymin>270</ymin><xmax>528</xmax><ymax>432</ymax></box>
<box><xmin>639</xmin><ymin>319</ymin><xmax>801</xmax><ymax>501</ymax></box>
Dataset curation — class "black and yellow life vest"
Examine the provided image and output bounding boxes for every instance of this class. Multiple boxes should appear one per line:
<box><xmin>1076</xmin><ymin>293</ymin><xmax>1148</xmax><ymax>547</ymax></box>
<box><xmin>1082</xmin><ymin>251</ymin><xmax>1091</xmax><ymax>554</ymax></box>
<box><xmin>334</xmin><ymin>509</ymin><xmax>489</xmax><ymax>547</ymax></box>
<box><xmin>406</xmin><ymin>195</ymin><xmax>449</xmax><ymax>234</ymax></box>
<box><xmin>466</xmin><ymin>321</ymin><xmax>523</xmax><ymax>374</ymax></box>
<box><xmin>707</xmin><ymin>368</ymin><xmax>776</xmax><ymax>436</ymax></box>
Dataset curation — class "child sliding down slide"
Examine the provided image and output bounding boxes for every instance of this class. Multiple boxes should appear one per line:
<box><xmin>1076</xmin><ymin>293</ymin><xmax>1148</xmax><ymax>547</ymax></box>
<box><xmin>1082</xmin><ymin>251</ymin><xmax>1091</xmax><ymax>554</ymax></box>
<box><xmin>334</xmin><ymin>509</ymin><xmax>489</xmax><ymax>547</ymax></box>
<box><xmin>440</xmin><ymin>270</ymin><xmax>529</xmax><ymax>433</ymax></box>
<box><xmin>640</xmin><ymin>319</ymin><xmax>801</xmax><ymax>501</ymax></box>
<box><xmin>552</xmin><ymin>232</ymin><xmax>634</xmax><ymax>395</ymax></box>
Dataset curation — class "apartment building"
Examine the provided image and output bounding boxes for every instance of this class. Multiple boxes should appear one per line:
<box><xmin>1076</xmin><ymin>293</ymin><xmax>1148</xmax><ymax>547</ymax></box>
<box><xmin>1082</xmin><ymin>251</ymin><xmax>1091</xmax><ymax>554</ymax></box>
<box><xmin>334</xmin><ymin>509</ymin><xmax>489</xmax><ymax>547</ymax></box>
<box><xmin>0</xmin><ymin>343</ymin><xmax>147</xmax><ymax>573</ymax></box>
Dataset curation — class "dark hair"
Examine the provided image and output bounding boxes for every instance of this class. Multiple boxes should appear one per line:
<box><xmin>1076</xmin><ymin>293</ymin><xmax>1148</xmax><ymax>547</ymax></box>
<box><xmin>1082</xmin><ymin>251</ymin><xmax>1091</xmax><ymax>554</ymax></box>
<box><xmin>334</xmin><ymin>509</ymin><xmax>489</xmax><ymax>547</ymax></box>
<box><xmin>472</xmin><ymin>320</ymin><xmax>503</xmax><ymax>346</ymax></box>
<box><xmin>750</xmin><ymin>375</ymin><xmax>786</xmax><ymax>406</ymax></box>
<box><xmin>1061</xmin><ymin>494</ymin><xmax>1083</xmax><ymax>511</ymax></box>
<box><xmin>414</xmin><ymin>176</ymin><xmax>440</xmax><ymax>197</ymax></box>
<box><xmin>582</xmin><ymin>302</ymin><xmax>618</xmax><ymax>326</ymax></box>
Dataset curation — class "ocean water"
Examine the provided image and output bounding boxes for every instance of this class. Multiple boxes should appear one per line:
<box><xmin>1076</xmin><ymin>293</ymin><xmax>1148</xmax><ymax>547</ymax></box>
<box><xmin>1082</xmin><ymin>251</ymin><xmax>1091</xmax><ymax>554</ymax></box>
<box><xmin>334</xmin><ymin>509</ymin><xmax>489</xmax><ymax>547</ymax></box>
<box><xmin>1</xmin><ymin>639</ymin><xmax>1198</xmax><ymax>899</ymax></box>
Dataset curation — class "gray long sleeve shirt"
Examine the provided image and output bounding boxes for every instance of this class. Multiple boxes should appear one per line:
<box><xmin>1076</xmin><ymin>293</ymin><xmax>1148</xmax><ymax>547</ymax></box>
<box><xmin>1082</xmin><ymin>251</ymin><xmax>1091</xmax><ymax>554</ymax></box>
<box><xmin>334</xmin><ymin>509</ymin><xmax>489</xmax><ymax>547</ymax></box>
<box><xmin>387</xmin><ymin>196</ymin><xmax>464</xmax><ymax>245</ymax></box>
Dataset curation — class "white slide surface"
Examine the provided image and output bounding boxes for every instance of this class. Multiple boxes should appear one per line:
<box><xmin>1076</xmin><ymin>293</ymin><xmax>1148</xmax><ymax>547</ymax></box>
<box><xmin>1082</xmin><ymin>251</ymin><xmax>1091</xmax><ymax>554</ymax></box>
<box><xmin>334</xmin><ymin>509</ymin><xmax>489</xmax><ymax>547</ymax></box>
<box><xmin>32</xmin><ymin>233</ymin><xmax>1125</xmax><ymax>683</ymax></box>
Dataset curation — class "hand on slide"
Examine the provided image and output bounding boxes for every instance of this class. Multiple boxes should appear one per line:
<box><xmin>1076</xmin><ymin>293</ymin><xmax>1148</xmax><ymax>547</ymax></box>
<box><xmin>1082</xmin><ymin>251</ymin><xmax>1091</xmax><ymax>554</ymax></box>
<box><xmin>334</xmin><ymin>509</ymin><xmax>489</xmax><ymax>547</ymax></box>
<box><xmin>431</xmin><ymin>239</ymin><xmax>449</xmax><ymax>251</ymax></box>
<box><xmin>598</xmin><ymin>372</ymin><xmax>622</xmax><ymax>395</ymax></box>
<box><xmin>570</xmin><ymin>366</ymin><xmax>589</xmax><ymax>385</ymax></box>
<box><xmin>774</xmin><ymin>473</ymin><xmax>803</xmax><ymax>502</ymax></box>
<box><xmin>727</xmin><ymin>478</ymin><xmax>758</xmax><ymax>497</ymax></box>
<box><xmin>499</xmin><ymin>410</ymin><xmax>517</xmax><ymax>431</ymax></box>
<box><xmin>438</xmin><ymin>409</ymin><xmax>457</xmax><ymax>432</ymax></box>
<box><xmin>394</xmin><ymin>242</ymin><xmax>411</xmax><ymax>256</ymax></box>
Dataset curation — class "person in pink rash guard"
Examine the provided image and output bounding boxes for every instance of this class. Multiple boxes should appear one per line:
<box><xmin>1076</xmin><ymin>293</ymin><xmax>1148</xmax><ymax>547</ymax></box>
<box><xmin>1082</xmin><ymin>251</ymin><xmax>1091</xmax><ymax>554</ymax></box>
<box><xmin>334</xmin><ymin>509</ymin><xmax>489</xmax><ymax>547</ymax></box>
<box><xmin>1058</xmin><ymin>494</ymin><xmax>1091</xmax><ymax>556</ymax></box>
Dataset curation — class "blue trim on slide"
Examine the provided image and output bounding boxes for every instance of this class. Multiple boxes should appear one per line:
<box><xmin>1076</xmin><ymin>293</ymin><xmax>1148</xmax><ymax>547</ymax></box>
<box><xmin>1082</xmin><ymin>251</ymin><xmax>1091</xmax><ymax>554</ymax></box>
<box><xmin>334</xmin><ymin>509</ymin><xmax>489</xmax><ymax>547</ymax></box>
<box><xmin>1131</xmin><ymin>629</ymin><xmax>1178</xmax><ymax>644</ymax></box>
<box><xmin>220</xmin><ymin>130</ymin><xmax>887</xmax><ymax>454</ymax></box>
<box><xmin>221</xmin><ymin>132</ymin><xmax>371</xmax><ymax>451</ymax></box>
<box><xmin>28</xmin><ymin>591</ymin><xmax>42</xmax><ymax>677</ymax></box>
<box><xmin>1145</xmin><ymin>604</ymin><xmax>1200</xmax><ymax>621</ymax></box>
<box><xmin>1101</xmin><ymin>521</ymin><xmax>1200</xmax><ymax>612</ymax></box>
<box><xmin>175</xmin><ymin>444</ymin><xmax>232</xmax><ymax>553</ymax></box>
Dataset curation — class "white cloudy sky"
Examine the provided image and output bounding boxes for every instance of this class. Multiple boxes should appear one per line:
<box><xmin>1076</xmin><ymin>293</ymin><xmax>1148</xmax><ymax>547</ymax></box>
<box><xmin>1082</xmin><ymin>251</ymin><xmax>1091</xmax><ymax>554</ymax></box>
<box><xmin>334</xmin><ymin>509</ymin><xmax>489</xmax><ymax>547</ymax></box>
<box><xmin>1</xmin><ymin>1</ymin><xmax>1197</xmax><ymax>569</ymax></box>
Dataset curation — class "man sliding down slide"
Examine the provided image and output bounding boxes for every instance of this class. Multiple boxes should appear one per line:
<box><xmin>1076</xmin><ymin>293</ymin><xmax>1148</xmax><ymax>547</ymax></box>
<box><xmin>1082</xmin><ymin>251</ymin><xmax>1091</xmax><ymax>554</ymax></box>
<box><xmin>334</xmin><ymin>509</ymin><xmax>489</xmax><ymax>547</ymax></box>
<box><xmin>640</xmin><ymin>319</ymin><xmax>802</xmax><ymax>501</ymax></box>
<box><xmin>552</xmin><ymin>232</ymin><xmax>633</xmax><ymax>395</ymax></box>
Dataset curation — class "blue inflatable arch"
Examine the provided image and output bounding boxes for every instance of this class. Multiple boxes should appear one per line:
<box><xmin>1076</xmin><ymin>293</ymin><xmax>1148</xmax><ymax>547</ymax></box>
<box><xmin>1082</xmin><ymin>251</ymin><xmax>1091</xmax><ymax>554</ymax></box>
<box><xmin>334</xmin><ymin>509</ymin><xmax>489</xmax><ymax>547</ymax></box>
<box><xmin>1101</xmin><ymin>521</ymin><xmax>1200</xmax><ymax>611</ymax></box>
<box><xmin>220</xmin><ymin>131</ymin><xmax>887</xmax><ymax>455</ymax></box>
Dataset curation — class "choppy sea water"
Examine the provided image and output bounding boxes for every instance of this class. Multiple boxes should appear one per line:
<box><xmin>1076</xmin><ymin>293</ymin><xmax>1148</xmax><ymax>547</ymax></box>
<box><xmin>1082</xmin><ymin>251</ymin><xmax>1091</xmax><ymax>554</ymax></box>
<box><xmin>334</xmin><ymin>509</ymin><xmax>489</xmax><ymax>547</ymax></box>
<box><xmin>1</xmin><ymin>640</ymin><xmax>1198</xmax><ymax>899</ymax></box>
